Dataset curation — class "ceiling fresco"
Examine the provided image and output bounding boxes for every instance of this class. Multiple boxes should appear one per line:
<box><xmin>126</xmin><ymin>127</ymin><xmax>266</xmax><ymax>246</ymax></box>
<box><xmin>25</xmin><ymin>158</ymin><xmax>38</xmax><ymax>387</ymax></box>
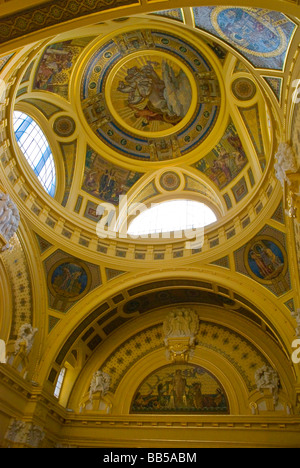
<box><xmin>13</xmin><ymin>13</ymin><xmax>276</xmax><ymax>218</ymax></box>
<box><xmin>82</xmin><ymin>145</ymin><xmax>143</xmax><ymax>204</ymax></box>
<box><xmin>192</xmin><ymin>119</ymin><xmax>249</xmax><ymax>190</ymax></box>
<box><xmin>8</xmin><ymin>9</ymin><xmax>297</xmax><ymax>359</ymax></box>
<box><xmin>33</xmin><ymin>37</ymin><xmax>96</xmax><ymax>99</ymax></box>
<box><xmin>80</xmin><ymin>28</ymin><xmax>221</xmax><ymax>161</ymax></box>
<box><xmin>131</xmin><ymin>363</ymin><xmax>230</xmax><ymax>414</ymax></box>
<box><xmin>193</xmin><ymin>7</ymin><xmax>296</xmax><ymax>70</ymax></box>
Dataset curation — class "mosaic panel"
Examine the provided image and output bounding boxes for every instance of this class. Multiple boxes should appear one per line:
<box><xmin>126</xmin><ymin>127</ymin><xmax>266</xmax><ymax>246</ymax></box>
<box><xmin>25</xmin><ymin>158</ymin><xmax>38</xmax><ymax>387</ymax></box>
<box><xmin>44</xmin><ymin>249</ymin><xmax>102</xmax><ymax>312</ymax></box>
<box><xmin>150</xmin><ymin>9</ymin><xmax>184</xmax><ymax>23</ymax></box>
<box><xmin>131</xmin><ymin>364</ymin><xmax>229</xmax><ymax>414</ymax></box>
<box><xmin>81</xmin><ymin>146</ymin><xmax>143</xmax><ymax>205</ymax></box>
<box><xmin>263</xmin><ymin>76</ymin><xmax>283</xmax><ymax>102</ymax></box>
<box><xmin>193</xmin><ymin>7</ymin><xmax>296</xmax><ymax>70</ymax></box>
<box><xmin>0</xmin><ymin>53</ymin><xmax>14</xmax><ymax>71</ymax></box>
<box><xmin>80</xmin><ymin>29</ymin><xmax>221</xmax><ymax>161</ymax></box>
<box><xmin>234</xmin><ymin>225</ymin><xmax>291</xmax><ymax>296</ymax></box>
<box><xmin>33</xmin><ymin>37</ymin><xmax>95</xmax><ymax>99</ymax></box>
<box><xmin>193</xmin><ymin>120</ymin><xmax>248</xmax><ymax>190</ymax></box>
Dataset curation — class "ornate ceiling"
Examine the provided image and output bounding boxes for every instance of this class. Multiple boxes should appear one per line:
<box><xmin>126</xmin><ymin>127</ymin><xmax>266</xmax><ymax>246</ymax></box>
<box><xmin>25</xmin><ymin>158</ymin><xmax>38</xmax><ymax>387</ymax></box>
<box><xmin>11</xmin><ymin>11</ymin><xmax>279</xmax><ymax>234</ymax></box>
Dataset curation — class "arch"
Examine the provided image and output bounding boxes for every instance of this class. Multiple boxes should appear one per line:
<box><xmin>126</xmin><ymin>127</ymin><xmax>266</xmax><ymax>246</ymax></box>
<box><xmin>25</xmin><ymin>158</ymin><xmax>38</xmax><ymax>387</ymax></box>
<box><xmin>114</xmin><ymin>348</ymin><xmax>248</xmax><ymax>416</ymax></box>
<box><xmin>41</xmin><ymin>267</ymin><xmax>296</xmax><ymax>386</ymax></box>
<box><xmin>67</xmin><ymin>304</ymin><xmax>294</xmax><ymax>414</ymax></box>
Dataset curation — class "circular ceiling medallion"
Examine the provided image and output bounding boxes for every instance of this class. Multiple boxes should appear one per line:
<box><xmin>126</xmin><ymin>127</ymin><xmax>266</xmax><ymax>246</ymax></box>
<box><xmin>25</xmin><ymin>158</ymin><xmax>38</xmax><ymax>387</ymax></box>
<box><xmin>53</xmin><ymin>116</ymin><xmax>76</xmax><ymax>137</ymax></box>
<box><xmin>106</xmin><ymin>51</ymin><xmax>195</xmax><ymax>138</ymax></box>
<box><xmin>244</xmin><ymin>236</ymin><xmax>287</xmax><ymax>285</ymax></box>
<box><xmin>159</xmin><ymin>171</ymin><xmax>181</xmax><ymax>191</ymax></box>
<box><xmin>231</xmin><ymin>78</ymin><xmax>256</xmax><ymax>101</ymax></box>
<box><xmin>48</xmin><ymin>259</ymin><xmax>91</xmax><ymax>302</ymax></box>
<box><xmin>80</xmin><ymin>28</ymin><xmax>222</xmax><ymax>161</ymax></box>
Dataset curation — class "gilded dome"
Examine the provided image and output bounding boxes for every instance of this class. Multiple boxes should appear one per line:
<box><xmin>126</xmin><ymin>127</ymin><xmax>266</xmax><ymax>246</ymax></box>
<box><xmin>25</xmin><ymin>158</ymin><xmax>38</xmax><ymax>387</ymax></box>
<box><xmin>10</xmin><ymin>13</ymin><xmax>278</xmax><ymax>247</ymax></box>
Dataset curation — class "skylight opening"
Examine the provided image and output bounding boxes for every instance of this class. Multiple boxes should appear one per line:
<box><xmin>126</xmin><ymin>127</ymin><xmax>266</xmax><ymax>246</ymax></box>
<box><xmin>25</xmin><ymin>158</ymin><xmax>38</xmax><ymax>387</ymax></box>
<box><xmin>127</xmin><ymin>199</ymin><xmax>217</xmax><ymax>236</ymax></box>
<box><xmin>13</xmin><ymin>111</ymin><xmax>56</xmax><ymax>197</ymax></box>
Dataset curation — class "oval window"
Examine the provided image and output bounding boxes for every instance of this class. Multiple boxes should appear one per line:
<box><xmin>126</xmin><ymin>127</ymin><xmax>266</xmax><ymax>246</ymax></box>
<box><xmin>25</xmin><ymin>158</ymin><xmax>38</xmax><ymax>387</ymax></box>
<box><xmin>13</xmin><ymin>111</ymin><xmax>56</xmax><ymax>197</ymax></box>
<box><xmin>127</xmin><ymin>199</ymin><xmax>217</xmax><ymax>236</ymax></box>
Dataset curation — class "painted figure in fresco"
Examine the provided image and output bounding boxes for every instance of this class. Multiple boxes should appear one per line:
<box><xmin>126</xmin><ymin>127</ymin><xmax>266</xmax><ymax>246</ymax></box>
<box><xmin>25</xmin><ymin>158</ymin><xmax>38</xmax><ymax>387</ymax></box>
<box><xmin>248</xmin><ymin>241</ymin><xmax>284</xmax><ymax>280</ymax></box>
<box><xmin>191</xmin><ymin>382</ymin><xmax>203</xmax><ymax>408</ymax></box>
<box><xmin>189</xmin><ymin>383</ymin><xmax>225</xmax><ymax>409</ymax></box>
<box><xmin>82</xmin><ymin>149</ymin><xmax>142</xmax><ymax>205</ymax></box>
<box><xmin>194</xmin><ymin>122</ymin><xmax>248</xmax><ymax>189</ymax></box>
<box><xmin>131</xmin><ymin>365</ymin><xmax>229</xmax><ymax>413</ymax></box>
<box><xmin>52</xmin><ymin>263</ymin><xmax>87</xmax><ymax>298</ymax></box>
<box><xmin>35</xmin><ymin>47</ymin><xmax>75</xmax><ymax>90</ymax></box>
<box><xmin>218</xmin><ymin>9</ymin><xmax>279</xmax><ymax>52</ymax></box>
<box><xmin>84</xmin><ymin>171</ymin><xmax>98</xmax><ymax>190</ymax></box>
<box><xmin>98</xmin><ymin>170</ymin><xmax>110</xmax><ymax>195</ymax></box>
<box><xmin>170</xmin><ymin>370</ymin><xmax>188</xmax><ymax>408</ymax></box>
<box><xmin>117</xmin><ymin>60</ymin><xmax>191</xmax><ymax>127</ymax></box>
<box><xmin>211</xmin><ymin>145</ymin><xmax>247</xmax><ymax>183</ymax></box>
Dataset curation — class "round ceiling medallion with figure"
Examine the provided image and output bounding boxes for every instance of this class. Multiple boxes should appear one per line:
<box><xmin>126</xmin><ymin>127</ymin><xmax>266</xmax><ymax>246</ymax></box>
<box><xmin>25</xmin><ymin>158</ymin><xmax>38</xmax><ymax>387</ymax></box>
<box><xmin>106</xmin><ymin>51</ymin><xmax>195</xmax><ymax>138</ymax></box>
<box><xmin>80</xmin><ymin>28</ymin><xmax>222</xmax><ymax>161</ymax></box>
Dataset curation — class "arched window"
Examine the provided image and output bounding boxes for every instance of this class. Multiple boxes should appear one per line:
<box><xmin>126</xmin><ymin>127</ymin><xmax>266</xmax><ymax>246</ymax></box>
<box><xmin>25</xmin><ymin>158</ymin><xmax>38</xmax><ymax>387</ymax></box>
<box><xmin>13</xmin><ymin>111</ymin><xmax>56</xmax><ymax>197</ymax></box>
<box><xmin>54</xmin><ymin>367</ymin><xmax>66</xmax><ymax>399</ymax></box>
<box><xmin>127</xmin><ymin>199</ymin><xmax>217</xmax><ymax>236</ymax></box>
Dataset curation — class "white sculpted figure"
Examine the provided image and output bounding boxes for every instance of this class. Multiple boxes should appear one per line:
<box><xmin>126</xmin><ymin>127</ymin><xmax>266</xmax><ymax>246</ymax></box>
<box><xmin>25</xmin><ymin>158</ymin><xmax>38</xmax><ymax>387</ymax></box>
<box><xmin>0</xmin><ymin>339</ymin><xmax>7</xmax><ymax>363</ymax></box>
<box><xmin>0</xmin><ymin>192</ymin><xmax>20</xmax><ymax>250</ymax></box>
<box><xmin>89</xmin><ymin>370</ymin><xmax>111</xmax><ymax>402</ymax></box>
<box><xmin>163</xmin><ymin>307</ymin><xmax>200</xmax><ymax>346</ymax></box>
<box><xmin>255</xmin><ymin>365</ymin><xmax>280</xmax><ymax>405</ymax></box>
<box><xmin>14</xmin><ymin>323</ymin><xmax>38</xmax><ymax>355</ymax></box>
<box><xmin>274</xmin><ymin>142</ymin><xmax>299</xmax><ymax>187</ymax></box>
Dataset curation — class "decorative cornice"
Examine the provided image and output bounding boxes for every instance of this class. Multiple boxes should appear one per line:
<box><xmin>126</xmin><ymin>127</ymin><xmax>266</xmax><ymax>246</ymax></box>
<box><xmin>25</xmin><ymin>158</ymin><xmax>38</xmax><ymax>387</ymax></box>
<box><xmin>0</xmin><ymin>0</ymin><xmax>138</xmax><ymax>45</ymax></box>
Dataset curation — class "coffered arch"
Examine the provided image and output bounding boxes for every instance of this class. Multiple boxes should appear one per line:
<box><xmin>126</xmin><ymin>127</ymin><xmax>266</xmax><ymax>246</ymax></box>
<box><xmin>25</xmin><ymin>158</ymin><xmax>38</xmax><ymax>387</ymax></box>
<box><xmin>38</xmin><ymin>267</ymin><xmax>297</xmax><ymax>407</ymax></box>
<box><xmin>66</xmin><ymin>303</ymin><xmax>295</xmax><ymax>416</ymax></box>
